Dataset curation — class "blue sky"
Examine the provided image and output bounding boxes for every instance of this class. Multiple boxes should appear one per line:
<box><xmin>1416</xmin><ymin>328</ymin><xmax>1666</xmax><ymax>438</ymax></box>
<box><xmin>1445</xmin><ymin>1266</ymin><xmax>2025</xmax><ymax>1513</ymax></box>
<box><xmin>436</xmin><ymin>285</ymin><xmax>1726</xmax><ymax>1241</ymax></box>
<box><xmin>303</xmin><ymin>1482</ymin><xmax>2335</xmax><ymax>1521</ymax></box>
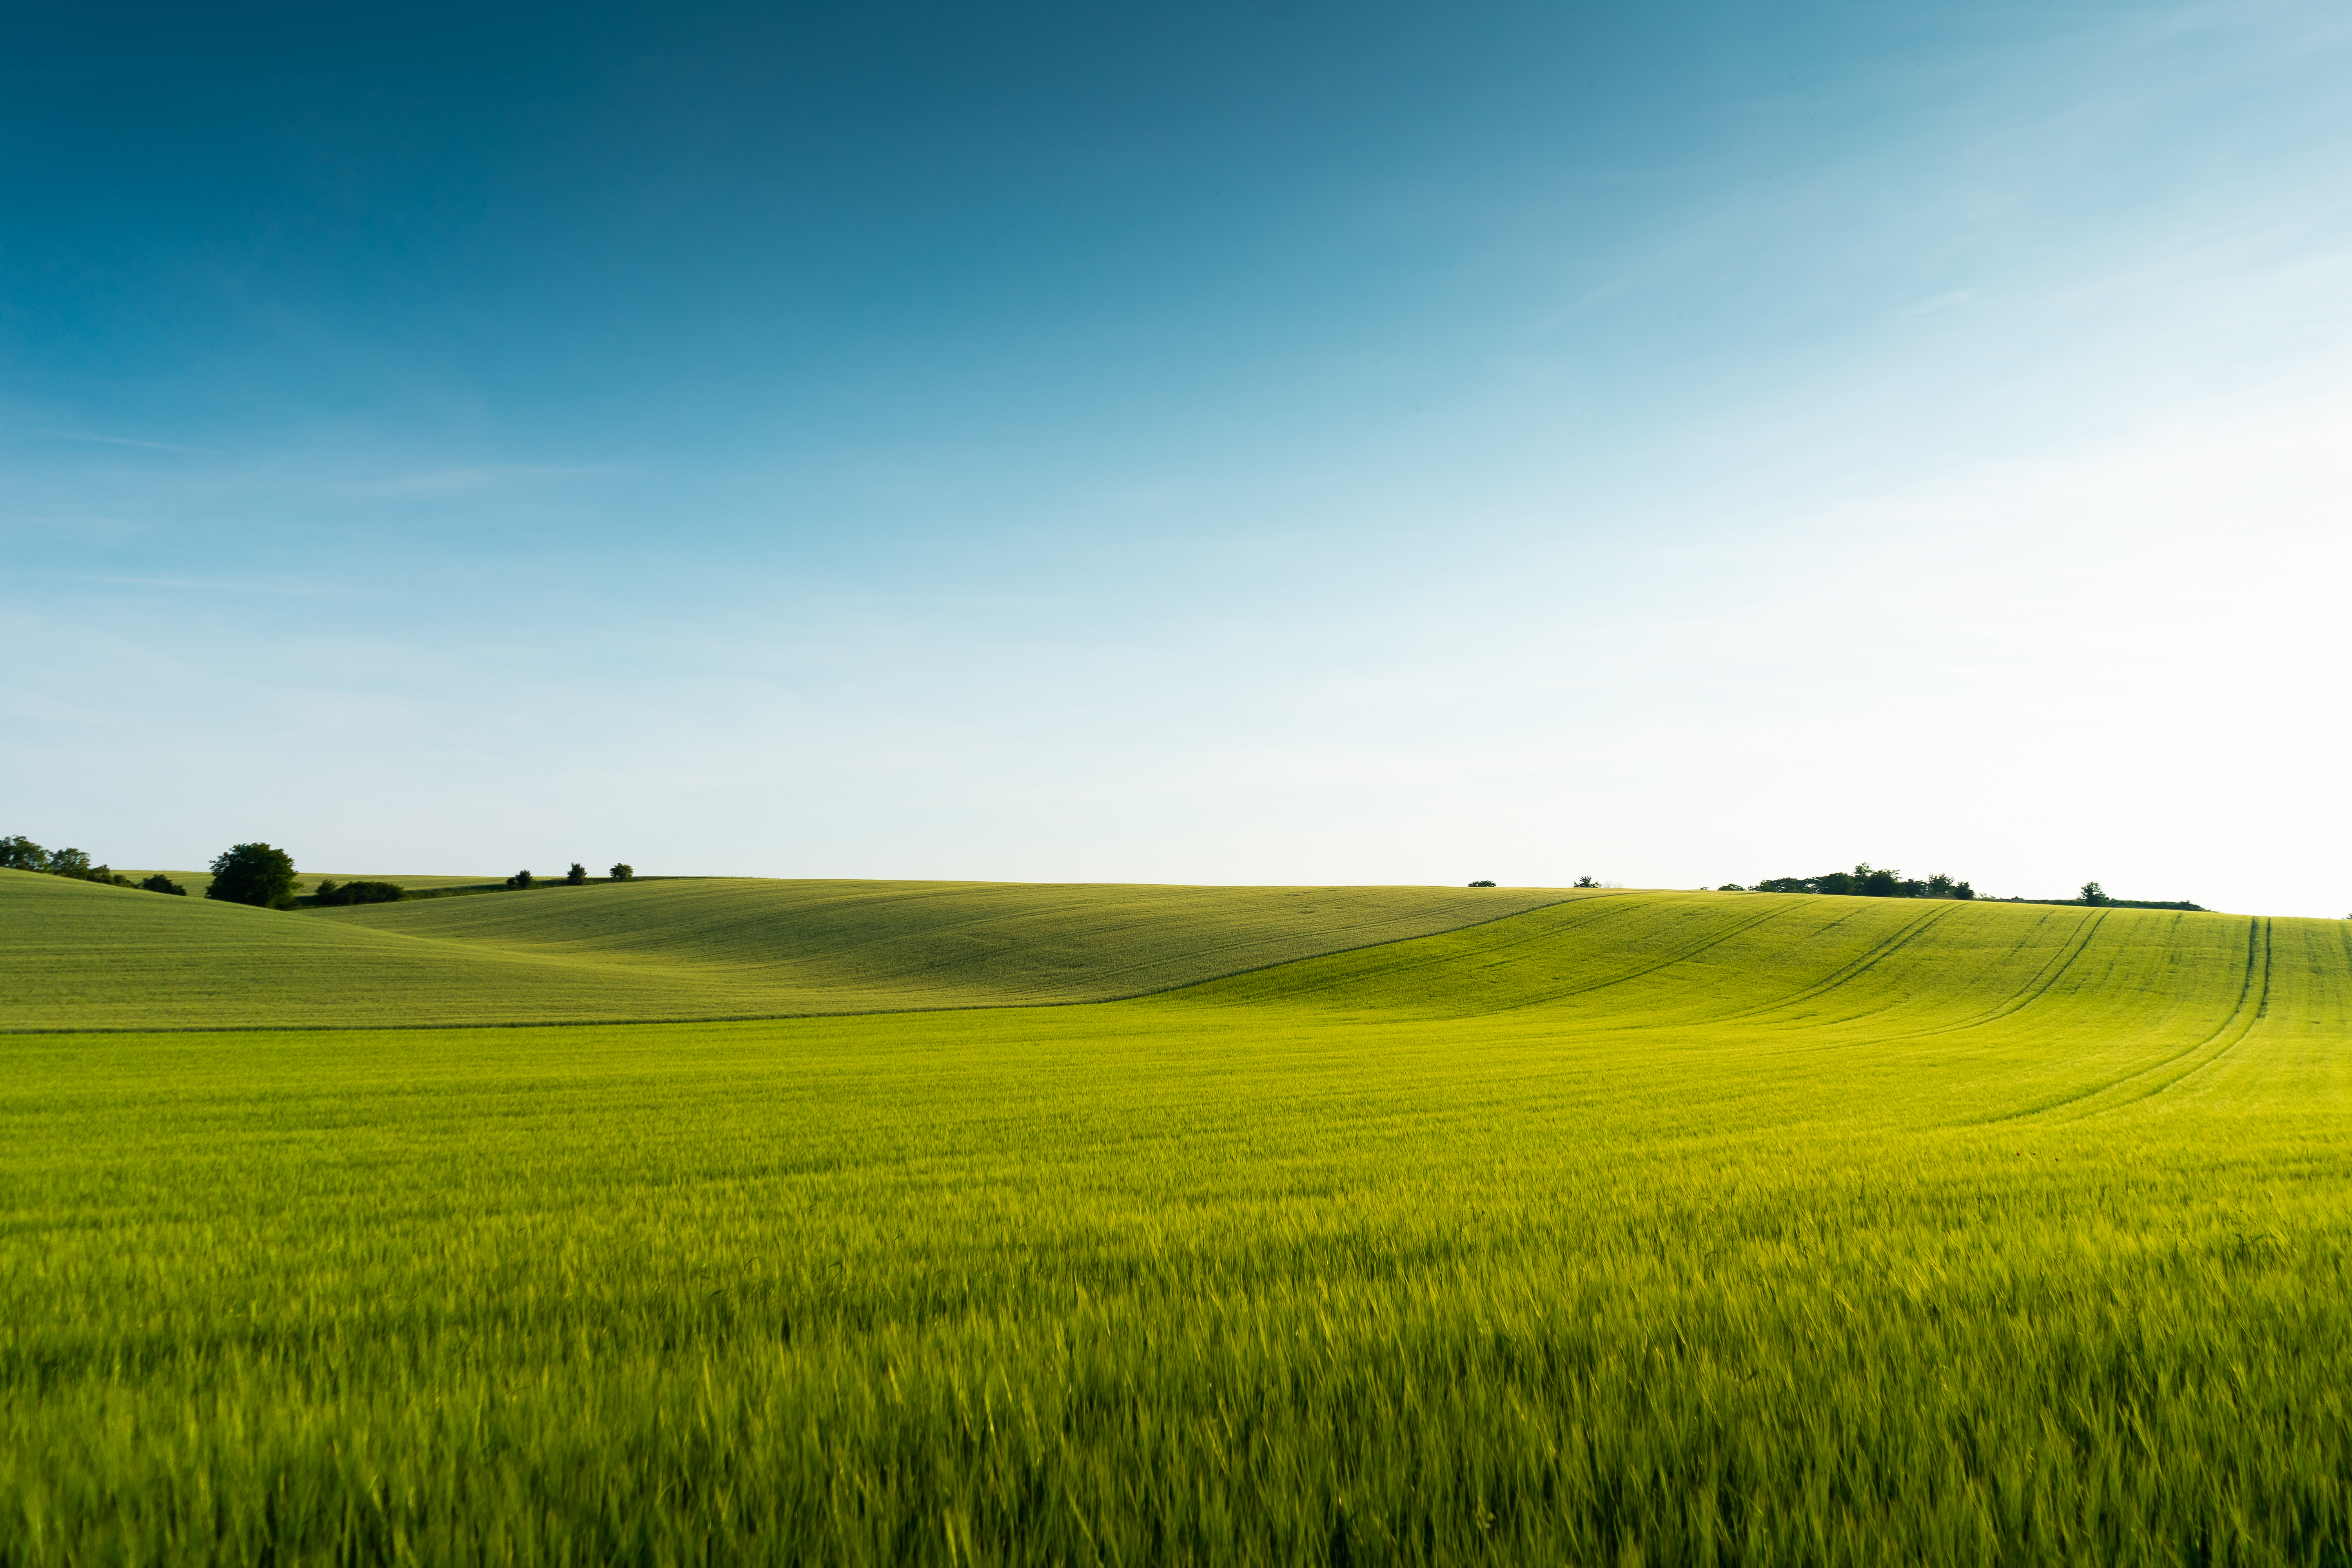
<box><xmin>7</xmin><ymin>0</ymin><xmax>2348</xmax><ymax>913</ymax></box>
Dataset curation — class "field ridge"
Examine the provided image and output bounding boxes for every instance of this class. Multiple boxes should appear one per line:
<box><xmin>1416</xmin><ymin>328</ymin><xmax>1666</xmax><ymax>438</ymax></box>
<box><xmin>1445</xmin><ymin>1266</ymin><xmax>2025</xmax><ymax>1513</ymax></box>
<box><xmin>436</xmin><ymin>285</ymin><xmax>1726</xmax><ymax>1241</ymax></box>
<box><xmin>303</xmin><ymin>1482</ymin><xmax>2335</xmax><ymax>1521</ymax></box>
<box><xmin>0</xmin><ymin>871</ymin><xmax>1592</xmax><ymax>1033</ymax></box>
<box><xmin>6</xmin><ymin>885</ymin><xmax>2348</xmax><ymax>1563</ymax></box>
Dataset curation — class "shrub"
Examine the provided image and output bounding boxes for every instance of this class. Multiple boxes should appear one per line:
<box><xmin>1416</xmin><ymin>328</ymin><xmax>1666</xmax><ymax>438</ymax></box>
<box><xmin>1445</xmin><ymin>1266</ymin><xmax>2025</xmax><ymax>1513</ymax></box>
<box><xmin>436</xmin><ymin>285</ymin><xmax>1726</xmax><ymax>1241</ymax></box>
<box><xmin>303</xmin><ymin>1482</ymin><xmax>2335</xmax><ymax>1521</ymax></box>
<box><xmin>1468</xmin><ymin>880</ymin><xmax>1496</xmax><ymax>887</ymax></box>
<box><xmin>567</xmin><ymin>863</ymin><xmax>587</xmax><ymax>885</ymax></box>
<box><xmin>313</xmin><ymin>880</ymin><xmax>406</xmax><ymax>907</ymax></box>
<box><xmin>609</xmin><ymin>863</ymin><xmax>634</xmax><ymax>882</ymax></box>
<box><xmin>139</xmin><ymin>874</ymin><xmax>187</xmax><ymax>896</ymax></box>
<box><xmin>1755</xmin><ymin>865</ymin><xmax>1978</xmax><ymax>900</ymax></box>
<box><xmin>206</xmin><ymin>844</ymin><xmax>300</xmax><ymax>909</ymax></box>
<box><xmin>506</xmin><ymin>870</ymin><xmax>534</xmax><ymax>890</ymax></box>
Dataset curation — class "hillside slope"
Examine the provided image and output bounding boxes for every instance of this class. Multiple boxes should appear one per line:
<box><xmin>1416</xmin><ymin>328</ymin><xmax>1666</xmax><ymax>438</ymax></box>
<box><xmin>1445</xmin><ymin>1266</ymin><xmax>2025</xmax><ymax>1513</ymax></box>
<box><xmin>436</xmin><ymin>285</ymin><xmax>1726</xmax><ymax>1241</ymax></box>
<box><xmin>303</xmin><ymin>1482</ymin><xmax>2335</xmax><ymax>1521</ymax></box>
<box><xmin>7</xmin><ymin>890</ymin><xmax>2348</xmax><ymax>1560</ymax></box>
<box><xmin>116</xmin><ymin>871</ymin><xmax>500</xmax><ymax>899</ymax></box>
<box><xmin>1143</xmin><ymin>889</ymin><xmax>2352</xmax><ymax>1121</ymax></box>
<box><xmin>321</xmin><ymin>877</ymin><xmax>1579</xmax><ymax>1000</ymax></box>
<box><xmin>0</xmin><ymin>872</ymin><xmax>1575</xmax><ymax>1031</ymax></box>
<box><xmin>18</xmin><ymin>869</ymin><xmax>2343</xmax><ymax>1071</ymax></box>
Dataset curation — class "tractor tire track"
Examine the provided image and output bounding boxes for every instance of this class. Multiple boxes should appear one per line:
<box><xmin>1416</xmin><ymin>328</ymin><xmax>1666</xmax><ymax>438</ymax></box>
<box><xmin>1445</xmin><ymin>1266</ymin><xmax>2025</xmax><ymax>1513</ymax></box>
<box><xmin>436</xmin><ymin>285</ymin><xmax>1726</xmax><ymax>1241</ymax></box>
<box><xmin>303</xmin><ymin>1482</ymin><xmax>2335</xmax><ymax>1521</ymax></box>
<box><xmin>1238</xmin><ymin>895</ymin><xmax>1807</xmax><ymax>1016</ymax></box>
<box><xmin>1870</xmin><ymin>907</ymin><xmax>2112</xmax><ymax>1046</ymax></box>
<box><xmin>1702</xmin><ymin>901</ymin><xmax>1967</xmax><ymax>1027</ymax></box>
<box><xmin>1978</xmin><ymin>916</ymin><xmax>2270</xmax><ymax>1125</ymax></box>
<box><xmin>2087</xmin><ymin>916</ymin><xmax>2275</xmax><ymax>1114</ymax></box>
<box><xmin>1189</xmin><ymin>891</ymin><xmax>1649</xmax><ymax>1007</ymax></box>
<box><xmin>1479</xmin><ymin>898</ymin><xmax>1811</xmax><ymax>1013</ymax></box>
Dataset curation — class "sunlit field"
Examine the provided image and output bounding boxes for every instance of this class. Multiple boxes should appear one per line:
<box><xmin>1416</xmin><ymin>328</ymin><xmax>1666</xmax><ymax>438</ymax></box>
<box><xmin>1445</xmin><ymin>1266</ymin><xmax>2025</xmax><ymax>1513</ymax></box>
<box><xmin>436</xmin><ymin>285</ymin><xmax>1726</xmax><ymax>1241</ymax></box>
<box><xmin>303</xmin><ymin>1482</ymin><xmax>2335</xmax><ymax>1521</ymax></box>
<box><xmin>5</xmin><ymin>889</ymin><xmax>2348</xmax><ymax>1564</ymax></box>
<box><xmin>0</xmin><ymin>872</ymin><xmax>1568</xmax><ymax>1030</ymax></box>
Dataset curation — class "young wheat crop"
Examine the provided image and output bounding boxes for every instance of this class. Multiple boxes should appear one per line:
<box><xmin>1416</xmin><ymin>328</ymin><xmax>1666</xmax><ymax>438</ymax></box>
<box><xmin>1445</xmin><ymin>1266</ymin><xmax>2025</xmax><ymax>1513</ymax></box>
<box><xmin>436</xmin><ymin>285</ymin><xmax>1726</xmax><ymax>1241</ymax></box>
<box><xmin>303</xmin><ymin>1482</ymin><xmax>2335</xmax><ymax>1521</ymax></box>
<box><xmin>3</xmin><ymin>893</ymin><xmax>2346</xmax><ymax>1564</ymax></box>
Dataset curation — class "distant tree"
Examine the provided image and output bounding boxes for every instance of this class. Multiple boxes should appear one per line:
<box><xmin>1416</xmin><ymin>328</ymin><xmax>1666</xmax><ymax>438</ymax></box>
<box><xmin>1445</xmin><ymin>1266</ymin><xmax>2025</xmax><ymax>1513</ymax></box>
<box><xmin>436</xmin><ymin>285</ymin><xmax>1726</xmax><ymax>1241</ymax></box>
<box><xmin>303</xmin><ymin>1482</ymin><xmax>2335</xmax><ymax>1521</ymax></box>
<box><xmin>566</xmin><ymin>862</ymin><xmax>588</xmax><ymax>885</ymax></box>
<box><xmin>609</xmin><ymin>863</ymin><xmax>634</xmax><ymax>882</ymax></box>
<box><xmin>1572</xmin><ymin>876</ymin><xmax>1598</xmax><ymax>889</ymax></box>
<box><xmin>1467</xmin><ymin>879</ymin><xmax>1496</xmax><ymax>887</ymax></box>
<box><xmin>46</xmin><ymin>848</ymin><xmax>93</xmax><ymax>880</ymax></box>
<box><xmin>506</xmin><ymin>869</ymin><xmax>534</xmax><ymax>890</ymax></box>
<box><xmin>2080</xmin><ymin>881</ymin><xmax>2110</xmax><ymax>906</ymax></box>
<box><xmin>1753</xmin><ymin>864</ymin><xmax>1974</xmax><ymax>899</ymax></box>
<box><xmin>206</xmin><ymin>843</ymin><xmax>299</xmax><ymax>908</ymax></box>
<box><xmin>314</xmin><ymin>879</ymin><xmax>407</xmax><ymax>907</ymax></box>
<box><xmin>138</xmin><ymin>873</ymin><xmax>187</xmax><ymax>896</ymax></box>
<box><xmin>0</xmin><ymin>835</ymin><xmax>44</xmax><ymax>870</ymax></box>
<box><xmin>1718</xmin><ymin>883</ymin><xmax>1746</xmax><ymax>891</ymax></box>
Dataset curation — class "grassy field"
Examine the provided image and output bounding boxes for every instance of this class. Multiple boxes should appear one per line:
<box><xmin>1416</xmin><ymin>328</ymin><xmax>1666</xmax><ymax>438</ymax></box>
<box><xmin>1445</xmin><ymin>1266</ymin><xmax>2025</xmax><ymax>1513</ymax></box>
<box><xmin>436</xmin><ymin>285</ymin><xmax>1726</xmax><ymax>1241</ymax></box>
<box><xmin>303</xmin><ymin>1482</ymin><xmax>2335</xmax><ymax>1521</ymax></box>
<box><xmin>0</xmin><ymin>871</ymin><xmax>1571</xmax><ymax>1031</ymax></box>
<box><xmin>115</xmin><ymin>870</ymin><xmax>505</xmax><ymax>900</ymax></box>
<box><xmin>5</xmin><ymin>890</ymin><xmax>2348</xmax><ymax>1564</ymax></box>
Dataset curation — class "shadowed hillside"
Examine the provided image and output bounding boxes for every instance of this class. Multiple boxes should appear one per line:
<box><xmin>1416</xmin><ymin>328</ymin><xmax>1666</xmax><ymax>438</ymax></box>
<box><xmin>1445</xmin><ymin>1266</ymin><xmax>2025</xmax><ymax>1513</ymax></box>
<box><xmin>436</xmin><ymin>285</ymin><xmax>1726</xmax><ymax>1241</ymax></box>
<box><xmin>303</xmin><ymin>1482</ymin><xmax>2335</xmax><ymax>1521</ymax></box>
<box><xmin>0</xmin><ymin>872</ymin><xmax>1575</xmax><ymax>1031</ymax></box>
<box><xmin>1143</xmin><ymin>890</ymin><xmax>2352</xmax><ymax>1123</ymax></box>
<box><xmin>7</xmin><ymin>885</ymin><xmax>2349</xmax><ymax>1561</ymax></box>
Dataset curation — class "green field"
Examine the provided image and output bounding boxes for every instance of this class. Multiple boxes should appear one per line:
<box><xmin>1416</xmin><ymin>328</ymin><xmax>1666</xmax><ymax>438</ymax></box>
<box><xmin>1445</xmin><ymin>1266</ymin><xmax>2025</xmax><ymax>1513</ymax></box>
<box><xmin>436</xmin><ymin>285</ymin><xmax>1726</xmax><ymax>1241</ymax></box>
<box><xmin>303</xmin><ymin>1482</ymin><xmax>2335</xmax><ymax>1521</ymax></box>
<box><xmin>5</xmin><ymin>883</ymin><xmax>2349</xmax><ymax>1564</ymax></box>
<box><xmin>0</xmin><ymin>871</ymin><xmax>1570</xmax><ymax>1031</ymax></box>
<box><xmin>116</xmin><ymin>870</ymin><xmax>506</xmax><ymax>901</ymax></box>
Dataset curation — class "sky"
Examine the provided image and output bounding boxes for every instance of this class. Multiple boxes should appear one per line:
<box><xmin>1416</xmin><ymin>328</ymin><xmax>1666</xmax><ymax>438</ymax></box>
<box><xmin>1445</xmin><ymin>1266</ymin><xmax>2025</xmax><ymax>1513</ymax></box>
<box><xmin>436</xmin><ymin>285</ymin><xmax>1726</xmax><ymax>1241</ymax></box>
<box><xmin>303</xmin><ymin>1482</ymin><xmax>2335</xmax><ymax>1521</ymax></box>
<box><xmin>5</xmin><ymin>0</ymin><xmax>2348</xmax><ymax>913</ymax></box>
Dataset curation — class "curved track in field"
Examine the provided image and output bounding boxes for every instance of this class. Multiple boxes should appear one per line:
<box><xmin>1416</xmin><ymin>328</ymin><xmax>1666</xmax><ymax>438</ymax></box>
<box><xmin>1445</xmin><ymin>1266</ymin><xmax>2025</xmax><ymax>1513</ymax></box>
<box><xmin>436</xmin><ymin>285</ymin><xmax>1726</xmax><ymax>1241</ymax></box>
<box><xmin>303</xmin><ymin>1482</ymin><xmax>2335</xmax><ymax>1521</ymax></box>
<box><xmin>0</xmin><ymin>872</ymin><xmax>1586</xmax><ymax>1031</ymax></box>
<box><xmin>9</xmin><ymin>873</ymin><xmax>2345</xmax><ymax>1096</ymax></box>
<box><xmin>1151</xmin><ymin>893</ymin><xmax>2347</xmax><ymax>1123</ymax></box>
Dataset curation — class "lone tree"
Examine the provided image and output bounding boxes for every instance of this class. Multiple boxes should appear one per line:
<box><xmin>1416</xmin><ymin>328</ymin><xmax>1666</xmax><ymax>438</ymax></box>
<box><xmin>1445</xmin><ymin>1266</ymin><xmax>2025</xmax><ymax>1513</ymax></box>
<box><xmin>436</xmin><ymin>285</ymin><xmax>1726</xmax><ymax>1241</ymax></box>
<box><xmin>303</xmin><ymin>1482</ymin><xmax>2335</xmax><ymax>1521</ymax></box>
<box><xmin>506</xmin><ymin>869</ymin><xmax>535</xmax><ymax>890</ymax></box>
<box><xmin>2080</xmin><ymin>881</ymin><xmax>2110</xmax><ymax>906</ymax></box>
<box><xmin>206</xmin><ymin>843</ymin><xmax>299</xmax><ymax>909</ymax></box>
<box><xmin>609</xmin><ymin>863</ymin><xmax>634</xmax><ymax>881</ymax></box>
<box><xmin>1467</xmin><ymin>879</ymin><xmax>1496</xmax><ymax>887</ymax></box>
<box><xmin>139</xmin><ymin>873</ymin><xmax>187</xmax><ymax>896</ymax></box>
<box><xmin>566</xmin><ymin>862</ymin><xmax>588</xmax><ymax>885</ymax></box>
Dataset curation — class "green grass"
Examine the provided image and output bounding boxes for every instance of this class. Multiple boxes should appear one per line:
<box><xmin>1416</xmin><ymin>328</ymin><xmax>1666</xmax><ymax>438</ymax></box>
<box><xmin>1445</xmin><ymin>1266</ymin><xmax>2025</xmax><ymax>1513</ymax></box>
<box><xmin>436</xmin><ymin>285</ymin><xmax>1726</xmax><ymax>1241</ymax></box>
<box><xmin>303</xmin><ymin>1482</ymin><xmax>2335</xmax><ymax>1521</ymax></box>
<box><xmin>115</xmin><ymin>870</ymin><xmax>505</xmax><ymax>900</ymax></box>
<box><xmin>5</xmin><ymin>891</ymin><xmax>2348</xmax><ymax>1564</ymax></box>
<box><xmin>0</xmin><ymin>871</ymin><xmax>1572</xmax><ymax>1031</ymax></box>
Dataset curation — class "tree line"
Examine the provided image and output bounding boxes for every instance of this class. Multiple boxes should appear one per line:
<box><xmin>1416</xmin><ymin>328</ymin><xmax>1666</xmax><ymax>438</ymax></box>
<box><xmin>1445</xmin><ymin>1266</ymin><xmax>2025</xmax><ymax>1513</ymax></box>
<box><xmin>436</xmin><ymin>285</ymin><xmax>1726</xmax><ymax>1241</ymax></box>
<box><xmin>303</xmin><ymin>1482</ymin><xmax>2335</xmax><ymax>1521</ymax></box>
<box><xmin>1722</xmin><ymin>864</ymin><xmax>2202</xmax><ymax>911</ymax></box>
<box><xmin>5</xmin><ymin>837</ymin><xmax>641</xmax><ymax>909</ymax></box>
<box><xmin>1734</xmin><ymin>864</ymin><xmax>1977</xmax><ymax>900</ymax></box>
<box><xmin>505</xmin><ymin>863</ymin><xmax>633</xmax><ymax>889</ymax></box>
<box><xmin>1</xmin><ymin>835</ymin><xmax>185</xmax><ymax>895</ymax></box>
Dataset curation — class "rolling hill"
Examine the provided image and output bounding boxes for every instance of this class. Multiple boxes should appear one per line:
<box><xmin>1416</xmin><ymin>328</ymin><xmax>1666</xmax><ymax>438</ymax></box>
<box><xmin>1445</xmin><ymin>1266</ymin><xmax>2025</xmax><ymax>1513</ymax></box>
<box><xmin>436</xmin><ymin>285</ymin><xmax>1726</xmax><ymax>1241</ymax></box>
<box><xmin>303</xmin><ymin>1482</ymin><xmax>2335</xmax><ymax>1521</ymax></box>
<box><xmin>7</xmin><ymin>874</ymin><xmax>2350</xmax><ymax>1560</ymax></box>
<box><xmin>1148</xmin><ymin>889</ymin><xmax>2350</xmax><ymax>1124</ymax></box>
<box><xmin>0</xmin><ymin>871</ymin><xmax>1579</xmax><ymax>1030</ymax></box>
<box><xmin>115</xmin><ymin>869</ymin><xmax>504</xmax><ymax>900</ymax></box>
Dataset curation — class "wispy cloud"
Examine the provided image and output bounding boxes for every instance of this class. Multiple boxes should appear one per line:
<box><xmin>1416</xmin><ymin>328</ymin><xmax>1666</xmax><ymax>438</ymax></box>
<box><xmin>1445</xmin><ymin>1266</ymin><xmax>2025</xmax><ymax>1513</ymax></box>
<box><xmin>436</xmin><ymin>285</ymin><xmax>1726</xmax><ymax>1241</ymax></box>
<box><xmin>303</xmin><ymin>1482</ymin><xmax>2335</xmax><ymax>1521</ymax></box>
<box><xmin>28</xmin><ymin>571</ymin><xmax>359</xmax><ymax>599</ymax></box>
<box><xmin>4</xmin><ymin>514</ymin><xmax>153</xmax><ymax>543</ymax></box>
<box><xmin>1898</xmin><ymin>288</ymin><xmax>1978</xmax><ymax>320</ymax></box>
<box><xmin>34</xmin><ymin>431</ymin><xmax>215</xmax><ymax>454</ymax></box>
<box><xmin>344</xmin><ymin>465</ymin><xmax>633</xmax><ymax>499</ymax></box>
